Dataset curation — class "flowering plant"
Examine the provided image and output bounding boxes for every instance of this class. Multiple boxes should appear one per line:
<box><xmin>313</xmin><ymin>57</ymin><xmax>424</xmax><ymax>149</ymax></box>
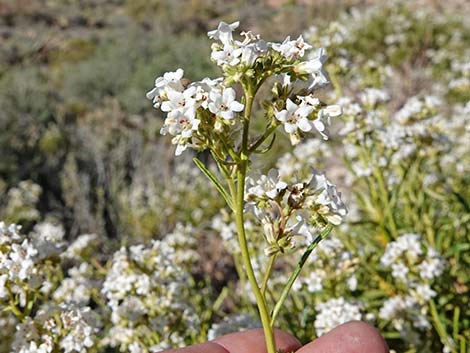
<box><xmin>146</xmin><ymin>21</ymin><xmax>345</xmax><ymax>353</ymax></box>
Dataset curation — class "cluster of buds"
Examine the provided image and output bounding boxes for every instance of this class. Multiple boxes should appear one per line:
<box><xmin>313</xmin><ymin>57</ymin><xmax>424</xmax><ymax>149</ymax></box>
<box><xmin>245</xmin><ymin>169</ymin><xmax>347</xmax><ymax>256</ymax></box>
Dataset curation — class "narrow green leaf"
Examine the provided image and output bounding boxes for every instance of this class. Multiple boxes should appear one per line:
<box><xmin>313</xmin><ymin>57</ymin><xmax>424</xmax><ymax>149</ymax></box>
<box><xmin>193</xmin><ymin>157</ymin><xmax>234</xmax><ymax>210</ymax></box>
<box><xmin>429</xmin><ymin>299</ymin><xmax>457</xmax><ymax>353</ymax></box>
<box><xmin>254</xmin><ymin>133</ymin><xmax>276</xmax><ymax>154</ymax></box>
<box><xmin>453</xmin><ymin>307</ymin><xmax>460</xmax><ymax>341</ymax></box>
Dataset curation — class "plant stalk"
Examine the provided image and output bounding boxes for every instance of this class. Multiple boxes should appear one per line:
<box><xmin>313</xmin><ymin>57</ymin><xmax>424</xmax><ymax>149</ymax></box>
<box><xmin>231</xmin><ymin>83</ymin><xmax>277</xmax><ymax>353</ymax></box>
<box><xmin>271</xmin><ymin>225</ymin><xmax>333</xmax><ymax>326</ymax></box>
<box><xmin>234</xmin><ymin>165</ymin><xmax>277</xmax><ymax>353</ymax></box>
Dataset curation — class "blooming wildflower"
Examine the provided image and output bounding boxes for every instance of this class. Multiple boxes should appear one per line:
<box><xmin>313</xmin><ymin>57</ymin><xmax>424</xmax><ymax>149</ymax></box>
<box><xmin>272</xmin><ymin>35</ymin><xmax>312</xmax><ymax>59</ymax></box>
<box><xmin>295</xmin><ymin>48</ymin><xmax>329</xmax><ymax>89</ymax></box>
<box><xmin>62</xmin><ymin>234</ymin><xmax>98</xmax><ymax>260</ymax></box>
<box><xmin>0</xmin><ymin>274</ymin><xmax>8</xmax><ymax>298</ymax></box>
<box><xmin>305</xmin><ymin>171</ymin><xmax>347</xmax><ymax>225</ymax></box>
<box><xmin>53</xmin><ymin>263</ymin><xmax>95</xmax><ymax>305</ymax></box>
<box><xmin>275</xmin><ymin>98</ymin><xmax>314</xmax><ymax>134</ymax></box>
<box><xmin>240</xmin><ymin>40</ymin><xmax>268</xmax><ymax>66</ymax></box>
<box><xmin>417</xmin><ymin>255</ymin><xmax>445</xmax><ymax>280</ymax></box>
<box><xmin>161</xmin><ymin>86</ymin><xmax>197</xmax><ymax>118</ymax></box>
<box><xmin>245</xmin><ymin>169</ymin><xmax>288</xmax><ymax>200</ymax></box>
<box><xmin>208</xmin><ymin>87</ymin><xmax>244</xmax><ymax>120</ymax></box>
<box><xmin>12</xmin><ymin>305</ymin><xmax>99</xmax><ymax>353</ymax></box>
<box><xmin>211</xmin><ymin>44</ymin><xmax>243</xmax><ymax>66</ymax></box>
<box><xmin>314</xmin><ymin>105</ymin><xmax>341</xmax><ymax>140</ymax></box>
<box><xmin>5</xmin><ymin>240</ymin><xmax>38</xmax><ymax>280</ymax></box>
<box><xmin>146</xmin><ymin>69</ymin><xmax>184</xmax><ymax>108</ymax></box>
<box><xmin>59</xmin><ymin>307</ymin><xmax>97</xmax><ymax>353</ymax></box>
<box><xmin>412</xmin><ymin>283</ymin><xmax>437</xmax><ymax>303</ymax></box>
<box><xmin>33</xmin><ymin>222</ymin><xmax>64</xmax><ymax>244</ymax></box>
<box><xmin>208</xmin><ymin>21</ymin><xmax>240</xmax><ymax>45</ymax></box>
<box><xmin>31</xmin><ymin>222</ymin><xmax>66</xmax><ymax>258</ymax></box>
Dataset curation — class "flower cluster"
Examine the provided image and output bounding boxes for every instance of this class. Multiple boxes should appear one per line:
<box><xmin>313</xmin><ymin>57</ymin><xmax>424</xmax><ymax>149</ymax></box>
<box><xmin>2</xmin><ymin>180</ymin><xmax>42</xmax><ymax>224</ymax></box>
<box><xmin>0</xmin><ymin>222</ymin><xmax>59</xmax><ymax>308</ymax></box>
<box><xmin>380</xmin><ymin>233</ymin><xmax>445</xmax><ymax>285</ymax></box>
<box><xmin>147</xmin><ymin>21</ymin><xmax>341</xmax><ymax>156</ymax></box>
<box><xmin>12</xmin><ymin>304</ymin><xmax>99</xmax><ymax>353</ymax></box>
<box><xmin>274</xmin><ymin>96</ymin><xmax>341</xmax><ymax>145</ymax></box>
<box><xmin>0</xmin><ymin>220</ymin><xmax>207</xmax><ymax>353</ymax></box>
<box><xmin>378</xmin><ymin>233</ymin><xmax>446</xmax><ymax>337</ymax></box>
<box><xmin>101</xmin><ymin>224</ymin><xmax>199</xmax><ymax>352</ymax></box>
<box><xmin>244</xmin><ymin>168</ymin><xmax>346</xmax><ymax>256</ymax></box>
<box><xmin>146</xmin><ymin>70</ymin><xmax>238</xmax><ymax>156</ymax></box>
<box><xmin>313</xmin><ymin>297</ymin><xmax>362</xmax><ymax>337</ymax></box>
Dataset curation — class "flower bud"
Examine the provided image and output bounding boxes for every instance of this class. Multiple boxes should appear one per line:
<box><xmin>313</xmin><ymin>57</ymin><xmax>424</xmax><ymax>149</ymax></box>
<box><xmin>262</xmin><ymin>219</ymin><xmax>277</xmax><ymax>244</ymax></box>
<box><xmin>264</xmin><ymin>244</ymin><xmax>280</xmax><ymax>257</ymax></box>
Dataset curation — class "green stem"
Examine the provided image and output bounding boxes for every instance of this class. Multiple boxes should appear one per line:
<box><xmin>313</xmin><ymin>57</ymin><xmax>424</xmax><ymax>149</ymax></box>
<box><xmin>261</xmin><ymin>254</ymin><xmax>277</xmax><ymax>297</ymax></box>
<box><xmin>270</xmin><ymin>225</ymin><xmax>333</xmax><ymax>326</ymax></box>
<box><xmin>230</xmin><ymin>83</ymin><xmax>277</xmax><ymax>353</ymax></box>
<box><xmin>235</xmin><ymin>165</ymin><xmax>276</xmax><ymax>353</ymax></box>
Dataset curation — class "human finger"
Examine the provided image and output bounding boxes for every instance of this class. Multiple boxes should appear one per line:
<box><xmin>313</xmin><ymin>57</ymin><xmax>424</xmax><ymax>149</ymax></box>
<box><xmin>214</xmin><ymin>328</ymin><xmax>301</xmax><ymax>353</ymax></box>
<box><xmin>295</xmin><ymin>321</ymin><xmax>389</xmax><ymax>353</ymax></box>
<box><xmin>161</xmin><ymin>328</ymin><xmax>301</xmax><ymax>353</ymax></box>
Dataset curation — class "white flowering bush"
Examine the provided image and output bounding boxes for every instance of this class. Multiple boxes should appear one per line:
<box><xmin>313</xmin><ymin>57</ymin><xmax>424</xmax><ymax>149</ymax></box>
<box><xmin>0</xmin><ymin>221</ymin><xmax>210</xmax><ymax>353</ymax></box>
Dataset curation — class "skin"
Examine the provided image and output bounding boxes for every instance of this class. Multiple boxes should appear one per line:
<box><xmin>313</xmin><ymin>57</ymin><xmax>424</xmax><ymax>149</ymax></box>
<box><xmin>162</xmin><ymin>321</ymin><xmax>389</xmax><ymax>353</ymax></box>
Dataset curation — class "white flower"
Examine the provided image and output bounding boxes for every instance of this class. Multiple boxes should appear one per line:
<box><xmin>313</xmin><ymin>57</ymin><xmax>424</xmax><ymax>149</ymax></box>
<box><xmin>418</xmin><ymin>257</ymin><xmax>445</xmax><ymax>279</ymax></box>
<box><xmin>6</xmin><ymin>240</ymin><xmax>38</xmax><ymax>280</ymax></box>
<box><xmin>161</xmin><ymin>86</ymin><xmax>197</xmax><ymax>119</ymax></box>
<box><xmin>208</xmin><ymin>87</ymin><xmax>244</xmax><ymax>120</ymax></box>
<box><xmin>379</xmin><ymin>296</ymin><xmax>408</xmax><ymax>320</ymax></box>
<box><xmin>306</xmin><ymin>171</ymin><xmax>347</xmax><ymax>225</ymax></box>
<box><xmin>32</xmin><ymin>222</ymin><xmax>64</xmax><ymax>244</ymax></box>
<box><xmin>412</xmin><ymin>284</ymin><xmax>437</xmax><ymax>303</ymax></box>
<box><xmin>245</xmin><ymin>169</ymin><xmax>288</xmax><ymax>200</ymax></box>
<box><xmin>272</xmin><ymin>35</ymin><xmax>312</xmax><ymax>59</ymax></box>
<box><xmin>146</xmin><ymin>69</ymin><xmax>185</xmax><ymax>108</ymax></box>
<box><xmin>391</xmin><ymin>262</ymin><xmax>409</xmax><ymax>281</ymax></box>
<box><xmin>295</xmin><ymin>48</ymin><xmax>328</xmax><ymax>89</ymax></box>
<box><xmin>62</xmin><ymin>234</ymin><xmax>98</xmax><ymax>259</ymax></box>
<box><xmin>208</xmin><ymin>21</ymin><xmax>240</xmax><ymax>45</ymax></box>
<box><xmin>59</xmin><ymin>307</ymin><xmax>97</xmax><ymax>353</ymax></box>
<box><xmin>306</xmin><ymin>269</ymin><xmax>324</xmax><ymax>292</ymax></box>
<box><xmin>211</xmin><ymin>44</ymin><xmax>242</xmax><ymax>66</ymax></box>
<box><xmin>275</xmin><ymin>99</ymin><xmax>314</xmax><ymax>134</ymax></box>
<box><xmin>240</xmin><ymin>40</ymin><xmax>268</xmax><ymax>66</ymax></box>
<box><xmin>380</xmin><ymin>233</ymin><xmax>423</xmax><ymax>268</ymax></box>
